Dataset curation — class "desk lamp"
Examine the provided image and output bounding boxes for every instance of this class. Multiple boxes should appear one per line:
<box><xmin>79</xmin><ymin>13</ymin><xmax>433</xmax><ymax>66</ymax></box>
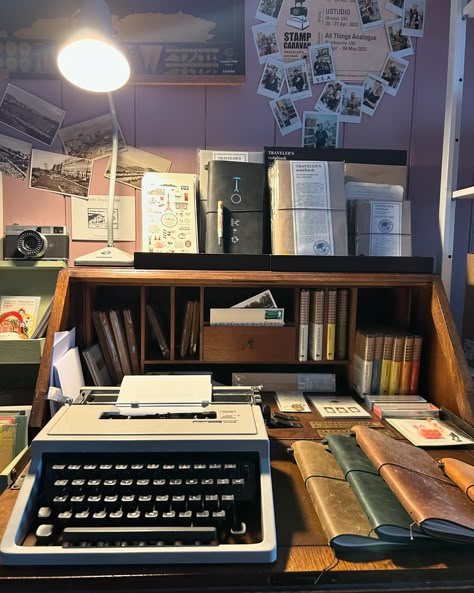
<box><xmin>57</xmin><ymin>0</ymin><xmax>133</xmax><ymax>266</ymax></box>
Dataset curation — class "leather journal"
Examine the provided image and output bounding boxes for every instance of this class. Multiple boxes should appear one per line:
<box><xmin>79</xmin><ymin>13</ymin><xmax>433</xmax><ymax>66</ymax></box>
<box><xmin>291</xmin><ymin>440</ymin><xmax>402</xmax><ymax>552</ymax></box>
<box><xmin>354</xmin><ymin>426</ymin><xmax>474</xmax><ymax>543</ymax></box>
<box><xmin>205</xmin><ymin>160</ymin><xmax>266</xmax><ymax>254</ymax></box>
<box><xmin>325</xmin><ymin>434</ymin><xmax>431</xmax><ymax>543</ymax></box>
<box><xmin>440</xmin><ymin>457</ymin><xmax>474</xmax><ymax>501</ymax></box>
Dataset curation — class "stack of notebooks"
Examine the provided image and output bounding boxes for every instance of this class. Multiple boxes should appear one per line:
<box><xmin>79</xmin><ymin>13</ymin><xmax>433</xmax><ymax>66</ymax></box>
<box><xmin>353</xmin><ymin>328</ymin><xmax>423</xmax><ymax>397</ymax></box>
<box><xmin>292</xmin><ymin>427</ymin><xmax>474</xmax><ymax>555</ymax></box>
<box><xmin>299</xmin><ymin>288</ymin><xmax>349</xmax><ymax>362</ymax></box>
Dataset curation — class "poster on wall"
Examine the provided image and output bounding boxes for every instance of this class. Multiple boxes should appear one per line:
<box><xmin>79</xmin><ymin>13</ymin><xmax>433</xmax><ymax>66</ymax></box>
<box><xmin>253</xmin><ymin>0</ymin><xmax>425</xmax><ymax>145</ymax></box>
<box><xmin>0</xmin><ymin>0</ymin><xmax>245</xmax><ymax>84</ymax></box>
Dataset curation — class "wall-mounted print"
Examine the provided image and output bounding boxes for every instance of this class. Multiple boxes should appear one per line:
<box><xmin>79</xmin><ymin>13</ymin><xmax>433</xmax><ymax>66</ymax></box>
<box><xmin>105</xmin><ymin>146</ymin><xmax>172</xmax><ymax>191</ymax></box>
<box><xmin>0</xmin><ymin>84</ymin><xmax>65</xmax><ymax>146</ymax></box>
<box><xmin>30</xmin><ymin>149</ymin><xmax>92</xmax><ymax>199</ymax></box>
<box><xmin>0</xmin><ymin>133</ymin><xmax>32</xmax><ymax>180</ymax></box>
<box><xmin>0</xmin><ymin>0</ymin><xmax>245</xmax><ymax>85</ymax></box>
<box><xmin>59</xmin><ymin>114</ymin><xmax>127</xmax><ymax>161</ymax></box>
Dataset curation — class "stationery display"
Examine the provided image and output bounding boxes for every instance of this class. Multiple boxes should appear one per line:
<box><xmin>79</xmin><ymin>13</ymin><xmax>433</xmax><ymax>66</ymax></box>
<box><xmin>274</xmin><ymin>392</ymin><xmax>311</xmax><ymax>413</ymax></box>
<box><xmin>385</xmin><ymin>417</ymin><xmax>473</xmax><ymax>447</ymax></box>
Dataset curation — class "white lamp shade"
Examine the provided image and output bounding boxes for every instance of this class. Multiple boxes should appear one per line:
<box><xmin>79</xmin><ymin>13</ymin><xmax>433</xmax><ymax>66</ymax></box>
<box><xmin>57</xmin><ymin>0</ymin><xmax>130</xmax><ymax>93</ymax></box>
<box><xmin>58</xmin><ymin>37</ymin><xmax>130</xmax><ymax>93</ymax></box>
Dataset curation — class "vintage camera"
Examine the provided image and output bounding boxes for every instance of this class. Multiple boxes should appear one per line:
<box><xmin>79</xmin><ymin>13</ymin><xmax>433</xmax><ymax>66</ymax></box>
<box><xmin>290</xmin><ymin>0</ymin><xmax>308</xmax><ymax>17</ymax></box>
<box><xmin>4</xmin><ymin>224</ymin><xmax>69</xmax><ymax>261</ymax></box>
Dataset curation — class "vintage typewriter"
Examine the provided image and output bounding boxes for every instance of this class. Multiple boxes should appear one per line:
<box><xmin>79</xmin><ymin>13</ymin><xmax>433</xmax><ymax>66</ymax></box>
<box><xmin>1</xmin><ymin>376</ymin><xmax>276</xmax><ymax>565</ymax></box>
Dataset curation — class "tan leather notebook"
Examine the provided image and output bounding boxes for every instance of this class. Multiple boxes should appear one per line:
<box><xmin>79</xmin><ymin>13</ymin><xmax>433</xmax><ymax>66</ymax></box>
<box><xmin>292</xmin><ymin>440</ymin><xmax>397</xmax><ymax>552</ymax></box>
<box><xmin>440</xmin><ymin>457</ymin><xmax>474</xmax><ymax>501</ymax></box>
<box><xmin>353</xmin><ymin>426</ymin><xmax>474</xmax><ymax>543</ymax></box>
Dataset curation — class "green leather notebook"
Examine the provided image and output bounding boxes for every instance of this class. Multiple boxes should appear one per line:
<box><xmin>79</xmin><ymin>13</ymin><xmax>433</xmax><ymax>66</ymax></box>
<box><xmin>325</xmin><ymin>434</ymin><xmax>432</xmax><ymax>543</ymax></box>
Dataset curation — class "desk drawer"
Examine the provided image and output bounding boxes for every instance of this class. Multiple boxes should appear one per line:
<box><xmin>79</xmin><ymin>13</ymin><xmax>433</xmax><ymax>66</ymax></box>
<box><xmin>203</xmin><ymin>326</ymin><xmax>296</xmax><ymax>362</ymax></box>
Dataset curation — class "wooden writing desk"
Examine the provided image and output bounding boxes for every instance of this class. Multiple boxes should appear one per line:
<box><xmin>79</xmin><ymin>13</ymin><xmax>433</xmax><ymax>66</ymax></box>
<box><xmin>1</xmin><ymin>402</ymin><xmax>474</xmax><ymax>593</ymax></box>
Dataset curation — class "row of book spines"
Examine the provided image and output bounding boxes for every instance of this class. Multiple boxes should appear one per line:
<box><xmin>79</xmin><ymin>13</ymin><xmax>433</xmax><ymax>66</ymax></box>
<box><xmin>354</xmin><ymin>330</ymin><xmax>423</xmax><ymax>396</ymax></box>
<box><xmin>92</xmin><ymin>307</ymin><xmax>140</xmax><ymax>385</ymax></box>
<box><xmin>299</xmin><ymin>288</ymin><xmax>349</xmax><ymax>361</ymax></box>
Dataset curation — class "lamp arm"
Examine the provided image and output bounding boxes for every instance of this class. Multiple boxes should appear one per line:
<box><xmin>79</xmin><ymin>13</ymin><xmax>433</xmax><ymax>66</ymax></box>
<box><xmin>107</xmin><ymin>92</ymin><xmax>119</xmax><ymax>248</ymax></box>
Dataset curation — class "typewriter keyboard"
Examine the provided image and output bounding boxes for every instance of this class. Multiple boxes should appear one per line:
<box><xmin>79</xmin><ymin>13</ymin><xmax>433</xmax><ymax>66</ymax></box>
<box><xmin>26</xmin><ymin>452</ymin><xmax>262</xmax><ymax>548</ymax></box>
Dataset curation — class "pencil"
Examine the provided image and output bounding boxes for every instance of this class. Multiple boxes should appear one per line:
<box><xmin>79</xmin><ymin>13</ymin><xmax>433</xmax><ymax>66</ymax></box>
<box><xmin>217</xmin><ymin>200</ymin><xmax>224</xmax><ymax>247</ymax></box>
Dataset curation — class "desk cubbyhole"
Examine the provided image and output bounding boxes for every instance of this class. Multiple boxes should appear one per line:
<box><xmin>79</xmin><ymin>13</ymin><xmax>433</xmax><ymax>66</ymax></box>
<box><xmin>144</xmin><ymin>286</ymin><xmax>172</xmax><ymax>361</ymax></box>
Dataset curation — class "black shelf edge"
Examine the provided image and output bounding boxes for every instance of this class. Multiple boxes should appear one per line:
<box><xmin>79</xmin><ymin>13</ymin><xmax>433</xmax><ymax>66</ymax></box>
<box><xmin>134</xmin><ymin>253</ymin><xmax>434</xmax><ymax>275</ymax></box>
<box><xmin>270</xmin><ymin>256</ymin><xmax>434</xmax><ymax>274</ymax></box>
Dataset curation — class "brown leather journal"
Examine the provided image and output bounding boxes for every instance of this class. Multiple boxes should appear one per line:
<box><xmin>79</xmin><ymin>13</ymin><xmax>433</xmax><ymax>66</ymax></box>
<box><xmin>291</xmin><ymin>440</ymin><xmax>398</xmax><ymax>552</ymax></box>
<box><xmin>440</xmin><ymin>457</ymin><xmax>474</xmax><ymax>501</ymax></box>
<box><xmin>353</xmin><ymin>426</ymin><xmax>474</xmax><ymax>543</ymax></box>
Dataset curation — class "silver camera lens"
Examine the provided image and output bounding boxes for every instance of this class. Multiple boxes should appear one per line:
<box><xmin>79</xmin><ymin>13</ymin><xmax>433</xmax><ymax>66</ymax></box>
<box><xmin>17</xmin><ymin>229</ymin><xmax>48</xmax><ymax>258</ymax></box>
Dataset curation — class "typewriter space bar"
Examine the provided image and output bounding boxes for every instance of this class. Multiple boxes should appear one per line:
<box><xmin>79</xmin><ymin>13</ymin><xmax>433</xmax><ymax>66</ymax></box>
<box><xmin>62</xmin><ymin>526</ymin><xmax>217</xmax><ymax>545</ymax></box>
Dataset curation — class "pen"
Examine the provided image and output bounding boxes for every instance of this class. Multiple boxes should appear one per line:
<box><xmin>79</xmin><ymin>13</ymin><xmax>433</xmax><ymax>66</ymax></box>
<box><xmin>217</xmin><ymin>200</ymin><xmax>224</xmax><ymax>247</ymax></box>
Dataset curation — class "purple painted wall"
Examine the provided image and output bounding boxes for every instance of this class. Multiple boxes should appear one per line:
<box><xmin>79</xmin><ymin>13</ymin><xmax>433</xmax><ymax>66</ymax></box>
<box><xmin>1</xmin><ymin>0</ymin><xmax>473</xmax><ymax>328</ymax></box>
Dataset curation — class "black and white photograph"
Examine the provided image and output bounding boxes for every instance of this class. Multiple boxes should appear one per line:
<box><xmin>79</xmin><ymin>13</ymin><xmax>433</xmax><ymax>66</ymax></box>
<box><xmin>315</xmin><ymin>81</ymin><xmax>343</xmax><ymax>114</ymax></box>
<box><xmin>361</xmin><ymin>73</ymin><xmax>387</xmax><ymax>117</ymax></box>
<box><xmin>232</xmin><ymin>289</ymin><xmax>277</xmax><ymax>308</ymax></box>
<box><xmin>402</xmin><ymin>0</ymin><xmax>426</xmax><ymax>38</ymax></box>
<box><xmin>386</xmin><ymin>18</ymin><xmax>414</xmax><ymax>57</ymax></box>
<box><xmin>29</xmin><ymin>149</ymin><xmax>93</xmax><ymax>198</ymax></box>
<box><xmin>105</xmin><ymin>146</ymin><xmax>172</xmax><ymax>191</ymax></box>
<box><xmin>302</xmin><ymin>111</ymin><xmax>339</xmax><ymax>149</ymax></box>
<box><xmin>0</xmin><ymin>133</ymin><xmax>32</xmax><ymax>179</ymax></box>
<box><xmin>256</xmin><ymin>0</ymin><xmax>284</xmax><ymax>22</ymax></box>
<box><xmin>270</xmin><ymin>94</ymin><xmax>302</xmax><ymax>136</ymax></box>
<box><xmin>285</xmin><ymin>59</ymin><xmax>312</xmax><ymax>101</ymax></box>
<box><xmin>339</xmin><ymin>85</ymin><xmax>364</xmax><ymax>123</ymax></box>
<box><xmin>309</xmin><ymin>43</ymin><xmax>336</xmax><ymax>85</ymax></box>
<box><xmin>355</xmin><ymin>0</ymin><xmax>384</xmax><ymax>32</ymax></box>
<box><xmin>257</xmin><ymin>58</ymin><xmax>285</xmax><ymax>99</ymax></box>
<box><xmin>386</xmin><ymin>0</ymin><xmax>405</xmax><ymax>17</ymax></box>
<box><xmin>0</xmin><ymin>84</ymin><xmax>65</xmax><ymax>145</ymax></box>
<box><xmin>380</xmin><ymin>55</ymin><xmax>409</xmax><ymax>96</ymax></box>
<box><xmin>252</xmin><ymin>22</ymin><xmax>281</xmax><ymax>64</ymax></box>
<box><xmin>59</xmin><ymin>113</ymin><xmax>126</xmax><ymax>161</ymax></box>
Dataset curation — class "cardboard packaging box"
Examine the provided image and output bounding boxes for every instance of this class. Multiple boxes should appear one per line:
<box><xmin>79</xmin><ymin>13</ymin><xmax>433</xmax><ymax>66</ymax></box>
<box><xmin>269</xmin><ymin>160</ymin><xmax>348</xmax><ymax>256</ymax></box>
<box><xmin>462</xmin><ymin>253</ymin><xmax>474</xmax><ymax>369</ymax></box>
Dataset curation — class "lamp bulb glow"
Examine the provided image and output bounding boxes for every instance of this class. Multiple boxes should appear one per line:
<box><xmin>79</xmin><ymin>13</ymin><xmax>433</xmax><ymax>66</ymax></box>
<box><xmin>57</xmin><ymin>38</ymin><xmax>130</xmax><ymax>93</ymax></box>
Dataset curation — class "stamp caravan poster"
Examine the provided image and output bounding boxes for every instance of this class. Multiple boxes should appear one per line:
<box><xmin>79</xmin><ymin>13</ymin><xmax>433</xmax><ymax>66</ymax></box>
<box><xmin>274</xmin><ymin>0</ymin><xmax>391</xmax><ymax>83</ymax></box>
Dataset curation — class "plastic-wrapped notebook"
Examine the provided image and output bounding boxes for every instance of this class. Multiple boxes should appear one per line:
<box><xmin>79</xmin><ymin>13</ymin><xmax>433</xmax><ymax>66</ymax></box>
<box><xmin>325</xmin><ymin>434</ymin><xmax>431</xmax><ymax>543</ymax></box>
<box><xmin>291</xmin><ymin>440</ymin><xmax>402</xmax><ymax>552</ymax></box>
<box><xmin>354</xmin><ymin>425</ymin><xmax>474</xmax><ymax>543</ymax></box>
<box><xmin>109</xmin><ymin>309</ymin><xmax>132</xmax><ymax>376</ymax></box>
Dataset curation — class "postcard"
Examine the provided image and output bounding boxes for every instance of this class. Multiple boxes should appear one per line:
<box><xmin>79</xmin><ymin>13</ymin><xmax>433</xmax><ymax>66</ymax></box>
<box><xmin>30</xmin><ymin>149</ymin><xmax>93</xmax><ymax>199</ymax></box>
<box><xmin>71</xmin><ymin>194</ymin><xmax>136</xmax><ymax>241</ymax></box>
<box><xmin>0</xmin><ymin>295</ymin><xmax>41</xmax><ymax>339</ymax></box>
<box><xmin>302</xmin><ymin>111</ymin><xmax>339</xmax><ymax>149</ymax></box>
<box><xmin>0</xmin><ymin>84</ymin><xmax>65</xmax><ymax>146</ymax></box>
<box><xmin>380</xmin><ymin>55</ymin><xmax>410</xmax><ymax>97</ymax></box>
<box><xmin>309</xmin><ymin>43</ymin><xmax>336</xmax><ymax>85</ymax></box>
<box><xmin>284</xmin><ymin>59</ymin><xmax>312</xmax><ymax>102</ymax></box>
<box><xmin>252</xmin><ymin>22</ymin><xmax>281</xmax><ymax>64</ymax></box>
<box><xmin>231</xmin><ymin>290</ymin><xmax>277</xmax><ymax>309</ymax></box>
<box><xmin>0</xmin><ymin>133</ymin><xmax>32</xmax><ymax>180</ymax></box>
<box><xmin>386</xmin><ymin>417</ymin><xmax>474</xmax><ymax>447</ymax></box>
<box><xmin>105</xmin><ymin>146</ymin><xmax>172</xmax><ymax>191</ymax></box>
<box><xmin>257</xmin><ymin>58</ymin><xmax>285</xmax><ymax>99</ymax></box>
<box><xmin>59</xmin><ymin>113</ymin><xmax>127</xmax><ymax>160</ymax></box>
<box><xmin>270</xmin><ymin>94</ymin><xmax>302</xmax><ymax>136</ymax></box>
<box><xmin>385</xmin><ymin>18</ymin><xmax>414</xmax><ymax>58</ymax></box>
<box><xmin>275</xmin><ymin>392</ymin><xmax>311</xmax><ymax>413</ymax></box>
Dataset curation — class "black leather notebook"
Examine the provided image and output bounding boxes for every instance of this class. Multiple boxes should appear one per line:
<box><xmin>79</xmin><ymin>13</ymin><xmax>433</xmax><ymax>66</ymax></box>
<box><xmin>205</xmin><ymin>160</ymin><xmax>265</xmax><ymax>254</ymax></box>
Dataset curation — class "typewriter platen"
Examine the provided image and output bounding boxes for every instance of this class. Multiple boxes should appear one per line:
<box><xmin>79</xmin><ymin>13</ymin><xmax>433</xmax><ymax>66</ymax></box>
<box><xmin>1</xmin><ymin>376</ymin><xmax>277</xmax><ymax>565</ymax></box>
